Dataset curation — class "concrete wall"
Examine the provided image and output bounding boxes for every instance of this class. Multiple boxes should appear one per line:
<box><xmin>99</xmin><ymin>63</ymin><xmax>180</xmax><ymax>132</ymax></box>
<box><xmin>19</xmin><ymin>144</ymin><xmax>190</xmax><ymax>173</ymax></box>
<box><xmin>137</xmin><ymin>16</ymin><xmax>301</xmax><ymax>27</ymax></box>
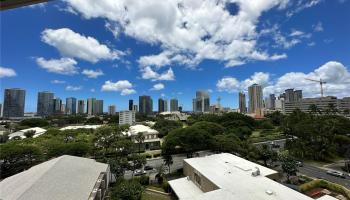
<box><xmin>183</xmin><ymin>161</ymin><xmax>219</xmax><ymax>193</ymax></box>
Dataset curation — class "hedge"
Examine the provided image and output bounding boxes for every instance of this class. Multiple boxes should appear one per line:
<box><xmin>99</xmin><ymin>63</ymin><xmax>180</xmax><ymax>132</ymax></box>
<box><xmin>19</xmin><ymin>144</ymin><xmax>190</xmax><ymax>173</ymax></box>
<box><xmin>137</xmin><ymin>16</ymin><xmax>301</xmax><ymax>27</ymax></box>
<box><xmin>299</xmin><ymin>179</ymin><xmax>350</xmax><ymax>199</ymax></box>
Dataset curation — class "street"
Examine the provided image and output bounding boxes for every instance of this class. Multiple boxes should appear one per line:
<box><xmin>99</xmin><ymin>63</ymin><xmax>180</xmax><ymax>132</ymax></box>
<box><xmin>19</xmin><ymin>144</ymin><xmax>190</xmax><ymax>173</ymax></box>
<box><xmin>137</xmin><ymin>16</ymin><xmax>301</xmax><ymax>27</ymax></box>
<box><xmin>298</xmin><ymin>163</ymin><xmax>350</xmax><ymax>189</ymax></box>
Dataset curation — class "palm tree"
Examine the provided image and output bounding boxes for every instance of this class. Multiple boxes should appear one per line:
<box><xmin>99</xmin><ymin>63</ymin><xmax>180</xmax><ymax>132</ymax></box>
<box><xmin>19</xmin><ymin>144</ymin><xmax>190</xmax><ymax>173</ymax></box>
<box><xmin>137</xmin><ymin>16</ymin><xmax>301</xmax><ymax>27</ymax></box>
<box><xmin>163</xmin><ymin>154</ymin><xmax>173</xmax><ymax>174</ymax></box>
<box><xmin>135</xmin><ymin>132</ymin><xmax>145</xmax><ymax>154</ymax></box>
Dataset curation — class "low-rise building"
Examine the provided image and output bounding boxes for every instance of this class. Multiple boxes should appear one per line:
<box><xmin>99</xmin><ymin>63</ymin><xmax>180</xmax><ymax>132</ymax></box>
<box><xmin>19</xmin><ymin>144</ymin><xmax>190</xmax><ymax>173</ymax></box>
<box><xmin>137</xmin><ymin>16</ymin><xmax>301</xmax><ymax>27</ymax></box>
<box><xmin>123</xmin><ymin>124</ymin><xmax>161</xmax><ymax>151</ymax></box>
<box><xmin>59</xmin><ymin>125</ymin><xmax>102</xmax><ymax>131</ymax></box>
<box><xmin>159</xmin><ymin>111</ymin><xmax>189</xmax><ymax>121</ymax></box>
<box><xmin>0</xmin><ymin>155</ymin><xmax>110</xmax><ymax>200</ymax></box>
<box><xmin>119</xmin><ymin>110</ymin><xmax>136</xmax><ymax>125</ymax></box>
<box><xmin>9</xmin><ymin>127</ymin><xmax>47</xmax><ymax>139</ymax></box>
<box><xmin>169</xmin><ymin>153</ymin><xmax>314</xmax><ymax>200</ymax></box>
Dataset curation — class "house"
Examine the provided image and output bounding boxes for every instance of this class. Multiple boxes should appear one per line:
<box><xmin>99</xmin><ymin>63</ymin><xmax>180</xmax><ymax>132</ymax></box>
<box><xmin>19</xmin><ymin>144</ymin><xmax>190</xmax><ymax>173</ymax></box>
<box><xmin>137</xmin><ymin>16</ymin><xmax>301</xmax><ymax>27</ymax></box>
<box><xmin>169</xmin><ymin>153</ymin><xmax>314</xmax><ymax>200</ymax></box>
<box><xmin>0</xmin><ymin>155</ymin><xmax>110</xmax><ymax>200</ymax></box>
<box><xmin>9</xmin><ymin>127</ymin><xmax>47</xmax><ymax>139</ymax></box>
<box><xmin>123</xmin><ymin>124</ymin><xmax>161</xmax><ymax>151</ymax></box>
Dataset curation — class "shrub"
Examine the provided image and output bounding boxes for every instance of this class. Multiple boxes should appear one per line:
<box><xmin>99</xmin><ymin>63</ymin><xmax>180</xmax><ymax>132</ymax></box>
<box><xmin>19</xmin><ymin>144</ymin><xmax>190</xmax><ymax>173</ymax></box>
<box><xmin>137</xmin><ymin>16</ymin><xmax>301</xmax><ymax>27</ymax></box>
<box><xmin>153</xmin><ymin>153</ymin><xmax>161</xmax><ymax>158</ymax></box>
<box><xmin>162</xmin><ymin>181</ymin><xmax>170</xmax><ymax>193</ymax></box>
<box><xmin>299</xmin><ymin>179</ymin><xmax>350</xmax><ymax>199</ymax></box>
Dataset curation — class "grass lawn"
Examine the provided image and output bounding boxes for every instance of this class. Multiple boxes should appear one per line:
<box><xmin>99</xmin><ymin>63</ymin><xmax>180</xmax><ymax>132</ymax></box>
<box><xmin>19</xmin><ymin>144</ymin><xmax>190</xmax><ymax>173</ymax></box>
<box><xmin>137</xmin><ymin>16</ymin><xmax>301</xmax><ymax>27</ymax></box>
<box><xmin>142</xmin><ymin>192</ymin><xmax>173</xmax><ymax>200</ymax></box>
<box><xmin>249</xmin><ymin>129</ymin><xmax>286</xmax><ymax>143</ymax></box>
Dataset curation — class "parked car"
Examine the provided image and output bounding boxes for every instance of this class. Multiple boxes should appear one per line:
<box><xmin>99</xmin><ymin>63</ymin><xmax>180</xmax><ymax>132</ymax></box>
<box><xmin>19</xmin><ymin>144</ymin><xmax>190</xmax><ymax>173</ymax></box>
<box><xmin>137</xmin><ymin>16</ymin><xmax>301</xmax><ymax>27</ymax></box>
<box><xmin>326</xmin><ymin>170</ymin><xmax>346</xmax><ymax>178</ymax></box>
<box><xmin>144</xmin><ymin>166</ymin><xmax>154</xmax><ymax>171</ymax></box>
<box><xmin>134</xmin><ymin>169</ymin><xmax>146</xmax><ymax>176</ymax></box>
<box><xmin>296</xmin><ymin>161</ymin><xmax>303</xmax><ymax>167</ymax></box>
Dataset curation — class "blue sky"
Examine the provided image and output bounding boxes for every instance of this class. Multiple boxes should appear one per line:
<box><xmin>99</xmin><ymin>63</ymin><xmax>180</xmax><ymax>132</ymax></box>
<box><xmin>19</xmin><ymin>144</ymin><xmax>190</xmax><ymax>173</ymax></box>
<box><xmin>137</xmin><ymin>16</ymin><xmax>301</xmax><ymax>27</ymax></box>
<box><xmin>1</xmin><ymin>0</ymin><xmax>350</xmax><ymax>112</ymax></box>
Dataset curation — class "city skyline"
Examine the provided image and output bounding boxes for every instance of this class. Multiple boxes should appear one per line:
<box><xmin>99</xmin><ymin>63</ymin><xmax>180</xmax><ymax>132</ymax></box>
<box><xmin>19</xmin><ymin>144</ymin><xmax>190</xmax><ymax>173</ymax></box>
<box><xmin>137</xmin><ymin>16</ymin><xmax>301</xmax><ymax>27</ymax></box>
<box><xmin>1</xmin><ymin>1</ymin><xmax>350</xmax><ymax>112</ymax></box>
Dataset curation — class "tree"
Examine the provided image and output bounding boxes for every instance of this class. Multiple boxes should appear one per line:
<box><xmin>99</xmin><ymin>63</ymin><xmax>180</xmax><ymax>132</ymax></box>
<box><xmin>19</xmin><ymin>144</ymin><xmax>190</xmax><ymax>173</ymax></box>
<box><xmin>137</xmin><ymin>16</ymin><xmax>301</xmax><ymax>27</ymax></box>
<box><xmin>191</xmin><ymin>121</ymin><xmax>225</xmax><ymax>136</ymax></box>
<box><xmin>0</xmin><ymin>132</ymin><xmax>9</xmax><ymax>143</ymax></box>
<box><xmin>153</xmin><ymin>118</ymin><xmax>182</xmax><ymax>137</ymax></box>
<box><xmin>112</xmin><ymin>180</ymin><xmax>144</xmax><ymax>200</ymax></box>
<box><xmin>258</xmin><ymin>144</ymin><xmax>274</xmax><ymax>167</ymax></box>
<box><xmin>129</xmin><ymin>154</ymin><xmax>146</xmax><ymax>177</ymax></box>
<box><xmin>24</xmin><ymin>130</ymin><xmax>36</xmax><ymax>138</ymax></box>
<box><xmin>108</xmin><ymin>157</ymin><xmax>130</xmax><ymax>180</ymax></box>
<box><xmin>265</xmin><ymin>111</ymin><xmax>284</xmax><ymax>126</ymax></box>
<box><xmin>279</xmin><ymin>153</ymin><xmax>298</xmax><ymax>182</ymax></box>
<box><xmin>309</xmin><ymin>104</ymin><xmax>319</xmax><ymax>115</ymax></box>
<box><xmin>135</xmin><ymin>132</ymin><xmax>145</xmax><ymax>153</ymax></box>
<box><xmin>19</xmin><ymin>118</ymin><xmax>49</xmax><ymax>127</ymax></box>
<box><xmin>163</xmin><ymin>154</ymin><xmax>173</xmax><ymax>174</ymax></box>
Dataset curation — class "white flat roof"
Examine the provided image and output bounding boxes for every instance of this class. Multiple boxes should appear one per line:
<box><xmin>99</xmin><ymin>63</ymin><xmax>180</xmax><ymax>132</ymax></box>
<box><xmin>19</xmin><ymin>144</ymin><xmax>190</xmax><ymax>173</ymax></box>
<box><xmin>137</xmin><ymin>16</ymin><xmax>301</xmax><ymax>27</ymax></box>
<box><xmin>123</xmin><ymin>124</ymin><xmax>158</xmax><ymax>136</ymax></box>
<box><xmin>0</xmin><ymin>155</ymin><xmax>108</xmax><ymax>200</ymax></box>
<box><xmin>9</xmin><ymin>127</ymin><xmax>47</xmax><ymax>139</ymax></box>
<box><xmin>59</xmin><ymin>125</ymin><xmax>102</xmax><ymax>130</ymax></box>
<box><xmin>169</xmin><ymin>177</ymin><xmax>204</xmax><ymax>199</ymax></box>
<box><xmin>317</xmin><ymin>195</ymin><xmax>339</xmax><ymax>200</ymax></box>
<box><xmin>170</xmin><ymin>153</ymin><xmax>313</xmax><ymax>200</ymax></box>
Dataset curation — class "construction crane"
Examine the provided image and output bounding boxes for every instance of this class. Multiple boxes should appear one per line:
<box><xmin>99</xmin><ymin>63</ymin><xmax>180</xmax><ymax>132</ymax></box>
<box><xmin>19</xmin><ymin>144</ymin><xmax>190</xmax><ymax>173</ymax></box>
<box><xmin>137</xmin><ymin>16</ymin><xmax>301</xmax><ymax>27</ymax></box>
<box><xmin>305</xmin><ymin>78</ymin><xmax>327</xmax><ymax>97</ymax></box>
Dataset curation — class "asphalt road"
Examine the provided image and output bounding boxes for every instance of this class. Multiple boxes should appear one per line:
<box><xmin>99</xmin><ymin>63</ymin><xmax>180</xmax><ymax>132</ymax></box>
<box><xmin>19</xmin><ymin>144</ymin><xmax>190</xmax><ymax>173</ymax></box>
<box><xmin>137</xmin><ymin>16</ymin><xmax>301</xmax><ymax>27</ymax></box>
<box><xmin>298</xmin><ymin>164</ymin><xmax>350</xmax><ymax>189</ymax></box>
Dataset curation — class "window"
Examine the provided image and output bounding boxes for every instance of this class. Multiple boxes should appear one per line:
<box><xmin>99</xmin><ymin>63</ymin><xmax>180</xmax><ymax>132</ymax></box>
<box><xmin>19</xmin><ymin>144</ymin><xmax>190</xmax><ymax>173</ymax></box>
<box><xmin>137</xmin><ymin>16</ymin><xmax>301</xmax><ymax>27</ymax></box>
<box><xmin>194</xmin><ymin>173</ymin><xmax>201</xmax><ymax>186</ymax></box>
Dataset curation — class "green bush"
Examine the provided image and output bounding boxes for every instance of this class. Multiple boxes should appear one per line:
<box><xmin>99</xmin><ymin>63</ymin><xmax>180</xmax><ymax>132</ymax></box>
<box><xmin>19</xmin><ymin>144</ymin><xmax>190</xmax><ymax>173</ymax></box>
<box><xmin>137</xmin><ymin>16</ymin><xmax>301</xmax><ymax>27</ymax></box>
<box><xmin>162</xmin><ymin>181</ymin><xmax>170</xmax><ymax>193</ymax></box>
<box><xmin>153</xmin><ymin>153</ymin><xmax>161</xmax><ymax>158</ymax></box>
<box><xmin>133</xmin><ymin>175</ymin><xmax>149</xmax><ymax>186</ymax></box>
<box><xmin>299</xmin><ymin>179</ymin><xmax>350</xmax><ymax>199</ymax></box>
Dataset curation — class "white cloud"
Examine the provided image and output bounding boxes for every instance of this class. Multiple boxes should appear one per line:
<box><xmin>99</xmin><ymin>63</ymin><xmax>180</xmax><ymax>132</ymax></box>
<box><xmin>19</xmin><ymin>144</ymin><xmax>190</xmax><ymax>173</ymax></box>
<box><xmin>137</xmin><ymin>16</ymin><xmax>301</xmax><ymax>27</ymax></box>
<box><xmin>218</xmin><ymin>61</ymin><xmax>350</xmax><ymax>98</ymax></box>
<box><xmin>217</xmin><ymin>72</ymin><xmax>270</xmax><ymax>93</ymax></box>
<box><xmin>66</xmin><ymin>85</ymin><xmax>82</xmax><ymax>91</ymax></box>
<box><xmin>41</xmin><ymin>28</ymin><xmax>124</xmax><ymax>63</ymax></box>
<box><xmin>150</xmin><ymin>83</ymin><xmax>165</xmax><ymax>91</ymax></box>
<box><xmin>141</xmin><ymin>67</ymin><xmax>175</xmax><ymax>81</ymax></box>
<box><xmin>0</xmin><ymin>67</ymin><xmax>17</xmax><ymax>78</ymax></box>
<box><xmin>51</xmin><ymin>80</ymin><xmax>66</xmax><ymax>84</ymax></box>
<box><xmin>82</xmin><ymin>69</ymin><xmax>104</xmax><ymax>78</ymax></box>
<box><xmin>313</xmin><ymin>21</ymin><xmax>323</xmax><ymax>32</ymax></box>
<box><xmin>64</xmin><ymin>0</ymin><xmax>289</xmax><ymax>68</ymax></box>
<box><xmin>101</xmin><ymin>80</ymin><xmax>136</xmax><ymax>95</ymax></box>
<box><xmin>286</xmin><ymin>0</ymin><xmax>322</xmax><ymax>17</ymax></box>
<box><xmin>36</xmin><ymin>57</ymin><xmax>79</xmax><ymax>75</ymax></box>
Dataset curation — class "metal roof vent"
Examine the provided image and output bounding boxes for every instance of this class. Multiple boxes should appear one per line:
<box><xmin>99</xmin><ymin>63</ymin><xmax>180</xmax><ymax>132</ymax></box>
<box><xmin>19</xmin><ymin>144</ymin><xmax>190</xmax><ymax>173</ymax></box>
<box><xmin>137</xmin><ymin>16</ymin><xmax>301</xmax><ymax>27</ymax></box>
<box><xmin>251</xmin><ymin>167</ymin><xmax>260</xmax><ymax>177</ymax></box>
<box><xmin>265</xmin><ymin>190</ymin><xmax>274</xmax><ymax>195</ymax></box>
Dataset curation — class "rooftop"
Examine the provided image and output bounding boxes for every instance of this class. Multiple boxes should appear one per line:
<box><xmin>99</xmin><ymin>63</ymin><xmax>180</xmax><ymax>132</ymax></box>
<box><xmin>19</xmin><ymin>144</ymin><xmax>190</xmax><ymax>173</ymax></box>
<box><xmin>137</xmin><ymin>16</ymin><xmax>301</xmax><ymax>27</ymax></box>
<box><xmin>9</xmin><ymin>127</ymin><xmax>47</xmax><ymax>139</ymax></box>
<box><xmin>0</xmin><ymin>155</ymin><xmax>109</xmax><ymax>200</ymax></box>
<box><xmin>59</xmin><ymin>125</ymin><xmax>102</xmax><ymax>130</ymax></box>
<box><xmin>123</xmin><ymin>124</ymin><xmax>158</xmax><ymax>136</ymax></box>
<box><xmin>169</xmin><ymin>153</ymin><xmax>313</xmax><ymax>200</ymax></box>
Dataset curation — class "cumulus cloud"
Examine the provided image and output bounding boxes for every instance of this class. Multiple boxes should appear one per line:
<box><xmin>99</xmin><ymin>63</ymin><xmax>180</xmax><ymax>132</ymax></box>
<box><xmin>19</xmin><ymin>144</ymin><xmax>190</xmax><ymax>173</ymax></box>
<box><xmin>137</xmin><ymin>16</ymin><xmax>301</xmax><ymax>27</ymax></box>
<box><xmin>101</xmin><ymin>80</ymin><xmax>136</xmax><ymax>95</ymax></box>
<box><xmin>66</xmin><ymin>85</ymin><xmax>82</xmax><ymax>91</ymax></box>
<box><xmin>217</xmin><ymin>72</ymin><xmax>270</xmax><ymax>93</ymax></box>
<box><xmin>141</xmin><ymin>67</ymin><xmax>175</xmax><ymax>81</ymax></box>
<box><xmin>150</xmin><ymin>83</ymin><xmax>165</xmax><ymax>91</ymax></box>
<box><xmin>41</xmin><ymin>28</ymin><xmax>124</xmax><ymax>63</ymax></box>
<box><xmin>0</xmin><ymin>67</ymin><xmax>17</xmax><ymax>78</ymax></box>
<box><xmin>64</xmin><ymin>0</ymin><xmax>288</xmax><ymax>68</ymax></box>
<box><xmin>82</xmin><ymin>69</ymin><xmax>104</xmax><ymax>78</ymax></box>
<box><xmin>217</xmin><ymin>61</ymin><xmax>350</xmax><ymax>98</ymax></box>
<box><xmin>36</xmin><ymin>57</ymin><xmax>79</xmax><ymax>75</ymax></box>
<box><xmin>51</xmin><ymin>80</ymin><xmax>66</xmax><ymax>84</ymax></box>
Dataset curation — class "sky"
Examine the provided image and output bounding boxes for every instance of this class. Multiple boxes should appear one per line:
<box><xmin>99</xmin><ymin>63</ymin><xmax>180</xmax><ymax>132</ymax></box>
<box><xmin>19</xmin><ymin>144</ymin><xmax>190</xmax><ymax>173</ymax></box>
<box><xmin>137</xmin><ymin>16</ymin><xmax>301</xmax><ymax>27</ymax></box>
<box><xmin>1</xmin><ymin>0</ymin><xmax>350</xmax><ymax>112</ymax></box>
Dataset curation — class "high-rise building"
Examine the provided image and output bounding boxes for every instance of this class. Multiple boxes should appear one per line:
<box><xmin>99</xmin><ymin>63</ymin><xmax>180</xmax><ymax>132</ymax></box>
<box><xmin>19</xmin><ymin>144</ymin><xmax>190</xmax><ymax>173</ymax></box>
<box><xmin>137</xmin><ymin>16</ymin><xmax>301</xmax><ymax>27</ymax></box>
<box><xmin>139</xmin><ymin>96</ymin><xmax>153</xmax><ymax>115</ymax></box>
<box><xmin>294</xmin><ymin>90</ymin><xmax>303</xmax><ymax>102</ymax></box>
<box><xmin>268</xmin><ymin>94</ymin><xmax>276</xmax><ymax>110</ymax></box>
<box><xmin>170</xmin><ymin>99</ymin><xmax>179</xmax><ymax>112</ymax></box>
<box><xmin>248</xmin><ymin>84</ymin><xmax>263</xmax><ymax>116</ymax></box>
<box><xmin>119</xmin><ymin>110</ymin><xmax>136</xmax><ymax>125</ymax></box>
<box><xmin>285</xmin><ymin>89</ymin><xmax>294</xmax><ymax>103</ymax></box>
<box><xmin>239</xmin><ymin>92</ymin><xmax>246</xmax><ymax>113</ymax></box>
<box><xmin>66</xmin><ymin>97</ymin><xmax>77</xmax><ymax>115</ymax></box>
<box><xmin>87</xmin><ymin>98</ymin><xmax>96</xmax><ymax>116</ymax></box>
<box><xmin>94</xmin><ymin>100</ymin><xmax>104</xmax><ymax>115</ymax></box>
<box><xmin>53</xmin><ymin>98</ymin><xmax>62</xmax><ymax>114</ymax></box>
<box><xmin>129</xmin><ymin>100</ymin><xmax>133</xmax><ymax>111</ymax></box>
<box><xmin>133</xmin><ymin>105</ymin><xmax>138</xmax><ymax>112</ymax></box>
<box><xmin>37</xmin><ymin>91</ymin><xmax>54</xmax><ymax>116</ymax></box>
<box><xmin>108</xmin><ymin>105</ymin><xmax>116</xmax><ymax>115</ymax></box>
<box><xmin>77</xmin><ymin>100</ymin><xmax>85</xmax><ymax>114</ymax></box>
<box><xmin>3</xmin><ymin>88</ymin><xmax>26</xmax><ymax>118</ymax></box>
<box><xmin>275</xmin><ymin>97</ymin><xmax>285</xmax><ymax>113</ymax></box>
<box><xmin>60</xmin><ymin>103</ymin><xmax>66</xmax><ymax>114</ymax></box>
<box><xmin>0</xmin><ymin>103</ymin><xmax>2</xmax><ymax>117</ymax></box>
<box><xmin>193</xmin><ymin>91</ymin><xmax>210</xmax><ymax>113</ymax></box>
<box><xmin>158</xmin><ymin>98</ymin><xmax>167</xmax><ymax>113</ymax></box>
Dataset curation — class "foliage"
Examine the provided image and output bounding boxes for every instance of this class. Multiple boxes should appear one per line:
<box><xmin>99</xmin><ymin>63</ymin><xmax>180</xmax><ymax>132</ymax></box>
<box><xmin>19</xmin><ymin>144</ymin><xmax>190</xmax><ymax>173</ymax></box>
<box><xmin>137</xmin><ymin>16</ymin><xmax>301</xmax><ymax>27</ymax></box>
<box><xmin>19</xmin><ymin>118</ymin><xmax>49</xmax><ymax>127</ymax></box>
<box><xmin>258</xmin><ymin>144</ymin><xmax>277</xmax><ymax>167</ymax></box>
<box><xmin>135</xmin><ymin>132</ymin><xmax>145</xmax><ymax>153</ymax></box>
<box><xmin>24</xmin><ymin>130</ymin><xmax>36</xmax><ymax>138</ymax></box>
<box><xmin>0</xmin><ymin>142</ymin><xmax>43</xmax><ymax>178</ymax></box>
<box><xmin>0</xmin><ymin>132</ymin><xmax>10</xmax><ymax>143</ymax></box>
<box><xmin>192</xmin><ymin>121</ymin><xmax>225</xmax><ymax>136</ymax></box>
<box><xmin>133</xmin><ymin>175</ymin><xmax>150</xmax><ymax>186</ymax></box>
<box><xmin>163</xmin><ymin>154</ymin><xmax>173</xmax><ymax>173</ymax></box>
<box><xmin>299</xmin><ymin>179</ymin><xmax>350</xmax><ymax>199</ymax></box>
<box><xmin>85</xmin><ymin>117</ymin><xmax>103</xmax><ymax>124</ymax></box>
<box><xmin>112</xmin><ymin>179</ymin><xmax>144</xmax><ymax>200</ymax></box>
<box><xmin>265</xmin><ymin>111</ymin><xmax>285</xmax><ymax>126</ymax></box>
<box><xmin>279</xmin><ymin>152</ymin><xmax>298</xmax><ymax>181</ymax></box>
<box><xmin>153</xmin><ymin>118</ymin><xmax>182</xmax><ymax>137</ymax></box>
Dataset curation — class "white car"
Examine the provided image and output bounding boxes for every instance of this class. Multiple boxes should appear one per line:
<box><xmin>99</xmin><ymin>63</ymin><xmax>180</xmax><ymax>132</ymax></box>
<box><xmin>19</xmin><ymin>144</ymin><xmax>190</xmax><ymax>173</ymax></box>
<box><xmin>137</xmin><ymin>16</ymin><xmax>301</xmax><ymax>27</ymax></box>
<box><xmin>326</xmin><ymin>170</ymin><xmax>346</xmax><ymax>178</ymax></box>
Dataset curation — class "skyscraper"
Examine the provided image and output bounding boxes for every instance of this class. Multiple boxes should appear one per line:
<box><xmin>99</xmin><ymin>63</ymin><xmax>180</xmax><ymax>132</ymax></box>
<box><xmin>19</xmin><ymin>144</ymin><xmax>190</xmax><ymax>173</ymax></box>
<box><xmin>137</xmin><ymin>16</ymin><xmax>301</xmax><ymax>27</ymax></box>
<box><xmin>129</xmin><ymin>99</ymin><xmax>133</xmax><ymax>111</ymax></box>
<box><xmin>193</xmin><ymin>90</ymin><xmax>210</xmax><ymax>113</ymax></box>
<box><xmin>108</xmin><ymin>105</ymin><xmax>116</xmax><ymax>115</ymax></box>
<box><xmin>285</xmin><ymin>89</ymin><xmax>294</xmax><ymax>103</ymax></box>
<box><xmin>170</xmin><ymin>98</ymin><xmax>179</xmax><ymax>112</ymax></box>
<box><xmin>87</xmin><ymin>98</ymin><xmax>96</xmax><ymax>116</ymax></box>
<box><xmin>66</xmin><ymin>97</ymin><xmax>77</xmax><ymax>115</ymax></box>
<box><xmin>94</xmin><ymin>100</ymin><xmax>104</xmax><ymax>115</ymax></box>
<box><xmin>37</xmin><ymin>91</ymin><xmax>54</xmax><ymax>116</ymax></box>
<box><xmin>239</xmin><ymin>92</ymin><xmax>246</xmax><ymax>113</ymax></box>
<box><xmin>53</xmin><ymin>98</ymin><xmax>62</xmax><ymax>115</ymax></box>
<box><xmin>133</xmin><ymin>105</ymin><xmax>138</xmax><ymax>112</ymax></box>
<box><xmin>158</xmin><ymin>98</ymin><xmax>167</xmax><ymax>113</ymax></box>
<box><xmin>248</xmin><ymin>84</ymin><xmax>263</xmax><ymax>116</ymax></box>
<box><xmin>139</xmin><ymin>96</ymin><xmax>153</xmax><ymax>115</ymax></box>
<box><xmin>294</xmin><ymin>90</ymin><xmax>303</xmax><ymax>102</ymax></box>
<box><xmin>268</xmin><ymin>94</ymin><xmax>276</xmax><ymax>110</ymax></box>
<box><xmin>0</xmin><ymin>103</ymin><xmax>2</xmax><ymax>117</ymax></box>
<box><xmin>3</xmin><ymin>88</ymin><xmax>25</xmax><ymax>118</ymax></box>
<box><xmin>77</xmin><ymin>100</ymin><xmax>85</xmax><ymax>114</ymax></box>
